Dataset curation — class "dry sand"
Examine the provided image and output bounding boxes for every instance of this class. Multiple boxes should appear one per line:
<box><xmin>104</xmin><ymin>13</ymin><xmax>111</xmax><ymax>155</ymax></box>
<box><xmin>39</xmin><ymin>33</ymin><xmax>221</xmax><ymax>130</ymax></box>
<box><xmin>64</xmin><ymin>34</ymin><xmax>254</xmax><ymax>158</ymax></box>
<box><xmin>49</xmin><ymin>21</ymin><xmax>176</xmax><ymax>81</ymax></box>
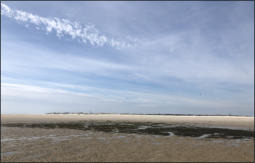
<box><xmin>1</xmin><ymin>114</ymin><xmax>254</xmax><ymax>162</ymax></box>
<box><xmin>1</xmin><ymin>114</ymin><xmax>254</xmax><ymax>130</ymax></box>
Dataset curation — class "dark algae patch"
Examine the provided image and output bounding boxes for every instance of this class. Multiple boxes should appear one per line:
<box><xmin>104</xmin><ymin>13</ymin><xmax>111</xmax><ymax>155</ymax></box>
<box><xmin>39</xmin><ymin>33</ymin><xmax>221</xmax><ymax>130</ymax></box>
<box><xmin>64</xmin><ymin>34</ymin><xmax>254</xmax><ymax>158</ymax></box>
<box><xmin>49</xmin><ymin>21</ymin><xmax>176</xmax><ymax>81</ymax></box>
<box><xmin>2</xmin><ymin>122</ymin><xmax>254</xmax><ymax>139</ymax></box>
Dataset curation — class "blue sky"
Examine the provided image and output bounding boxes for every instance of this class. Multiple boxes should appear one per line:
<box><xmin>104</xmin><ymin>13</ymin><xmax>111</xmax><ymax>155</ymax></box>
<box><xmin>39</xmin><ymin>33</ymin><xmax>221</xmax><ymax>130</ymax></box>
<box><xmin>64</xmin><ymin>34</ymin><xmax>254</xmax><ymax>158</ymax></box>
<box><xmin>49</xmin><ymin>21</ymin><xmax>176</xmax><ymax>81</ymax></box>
<box><xmin>1</xmin><ymin>2</ymin><xmax>254</xmax><ymax>115</ymax></box>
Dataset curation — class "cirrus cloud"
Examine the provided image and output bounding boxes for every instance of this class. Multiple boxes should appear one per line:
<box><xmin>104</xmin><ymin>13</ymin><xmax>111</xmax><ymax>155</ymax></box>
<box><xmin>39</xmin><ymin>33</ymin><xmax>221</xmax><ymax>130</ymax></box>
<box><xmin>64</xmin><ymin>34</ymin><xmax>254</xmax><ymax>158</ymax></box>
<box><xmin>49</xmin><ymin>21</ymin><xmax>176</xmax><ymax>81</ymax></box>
<box><xmin>1</xmin><ymin>3</ymin><xmax>136</xmax><ymax>49</ymax></box>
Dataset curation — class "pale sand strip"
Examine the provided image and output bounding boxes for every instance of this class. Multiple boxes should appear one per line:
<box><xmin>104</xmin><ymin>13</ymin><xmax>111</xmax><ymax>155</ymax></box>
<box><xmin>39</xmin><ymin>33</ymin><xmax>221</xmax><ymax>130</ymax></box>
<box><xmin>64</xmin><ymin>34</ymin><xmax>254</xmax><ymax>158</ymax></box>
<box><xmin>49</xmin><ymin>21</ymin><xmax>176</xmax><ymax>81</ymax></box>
<box><xmin>1</xmin><ymin>114</ymin><xmax>254</xmax><ymax>131</ymax></box>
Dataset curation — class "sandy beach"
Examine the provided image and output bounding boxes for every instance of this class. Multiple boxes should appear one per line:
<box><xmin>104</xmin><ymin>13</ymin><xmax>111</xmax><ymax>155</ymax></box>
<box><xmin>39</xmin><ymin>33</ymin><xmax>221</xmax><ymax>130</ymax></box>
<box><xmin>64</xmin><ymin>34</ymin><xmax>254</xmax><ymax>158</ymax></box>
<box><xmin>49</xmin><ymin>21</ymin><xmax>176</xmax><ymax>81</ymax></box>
<box><xmin>1</xmin><ymin>114</ymin><xmax>254</xmax><ymax>130</ymax></box>
<box><xmin>1</xmin><ymin>114</ymin><xmax>254</xmax><ymax>162</ymax></box>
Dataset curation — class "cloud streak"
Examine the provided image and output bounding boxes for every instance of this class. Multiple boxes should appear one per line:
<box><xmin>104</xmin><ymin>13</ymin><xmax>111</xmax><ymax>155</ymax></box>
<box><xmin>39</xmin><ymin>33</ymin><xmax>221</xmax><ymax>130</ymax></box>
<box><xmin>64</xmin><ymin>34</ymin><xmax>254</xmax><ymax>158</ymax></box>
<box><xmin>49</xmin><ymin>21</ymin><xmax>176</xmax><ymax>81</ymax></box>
<box><xmin>1</xmin><ymin>3</ymin><xmax>135</xmax><ymax>49</ymax></box>
<box><xmin>1</xmin><ymin>2</ymin><xmax>253</xmax><ymax>115</ymax></box>
<box><xmin>3</xmin><ymin>82</ymin><xmax>251</xmax><ymax>115</ymax></box>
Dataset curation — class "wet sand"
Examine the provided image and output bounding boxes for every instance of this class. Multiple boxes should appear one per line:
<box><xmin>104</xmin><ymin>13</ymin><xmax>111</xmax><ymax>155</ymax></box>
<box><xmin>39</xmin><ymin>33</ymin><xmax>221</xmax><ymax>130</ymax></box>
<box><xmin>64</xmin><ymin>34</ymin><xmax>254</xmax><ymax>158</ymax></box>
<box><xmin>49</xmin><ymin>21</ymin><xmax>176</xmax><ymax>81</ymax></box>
<box><xmin>1</xmin><ymin>114</ymin><xmax>254</xmax><ymax>162</ymax></box>
<box><xmin>1</xmin><ymin>127</ymin><xmax>254</xmax><ymax>162</ymax></box>
<box><xmin>1</xmin><ymin>114</ymin><xmax>254</xmax><ymax>130</ymax></box>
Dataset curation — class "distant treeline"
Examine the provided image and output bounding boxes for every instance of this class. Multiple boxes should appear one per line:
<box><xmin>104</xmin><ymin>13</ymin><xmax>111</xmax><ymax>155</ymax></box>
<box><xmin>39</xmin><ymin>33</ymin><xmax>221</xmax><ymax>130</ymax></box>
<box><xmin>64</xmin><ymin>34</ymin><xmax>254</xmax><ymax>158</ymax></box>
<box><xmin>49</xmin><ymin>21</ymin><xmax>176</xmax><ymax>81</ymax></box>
<box><xmin>45</xmin><ymin>112</ymin><xmax>249</xmax><ymax>117</ymax></box>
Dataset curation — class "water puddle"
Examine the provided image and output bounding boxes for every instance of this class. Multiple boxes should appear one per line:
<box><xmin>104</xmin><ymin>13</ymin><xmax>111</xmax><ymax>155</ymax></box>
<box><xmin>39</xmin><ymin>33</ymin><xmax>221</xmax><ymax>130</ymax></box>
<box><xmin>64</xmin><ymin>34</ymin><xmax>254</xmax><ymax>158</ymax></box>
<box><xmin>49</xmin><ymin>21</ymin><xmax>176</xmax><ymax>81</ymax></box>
<box><xmin>1</xmin><ymin>151</ymin><xmax>19</xmax><ymax>156</ymax></box>
<box><xmin>197</xmin><ymin>134</ymin><xmax>211</xmax><ymax>139</ymax></box>
<box><xmin>1</xmin><ymin>133</ymin><xmax>93</xmax><ymax>143</ymax></box>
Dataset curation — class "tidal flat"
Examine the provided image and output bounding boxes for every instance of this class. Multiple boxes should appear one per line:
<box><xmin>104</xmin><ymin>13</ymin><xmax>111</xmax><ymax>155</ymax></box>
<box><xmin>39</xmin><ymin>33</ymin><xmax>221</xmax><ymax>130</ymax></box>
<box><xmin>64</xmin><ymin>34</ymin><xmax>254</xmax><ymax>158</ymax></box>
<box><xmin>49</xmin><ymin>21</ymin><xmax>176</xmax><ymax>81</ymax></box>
<box><xmin>1</xmin><ymin>114</ymin><xmax>254</xmax><ymax>162</ymax></box>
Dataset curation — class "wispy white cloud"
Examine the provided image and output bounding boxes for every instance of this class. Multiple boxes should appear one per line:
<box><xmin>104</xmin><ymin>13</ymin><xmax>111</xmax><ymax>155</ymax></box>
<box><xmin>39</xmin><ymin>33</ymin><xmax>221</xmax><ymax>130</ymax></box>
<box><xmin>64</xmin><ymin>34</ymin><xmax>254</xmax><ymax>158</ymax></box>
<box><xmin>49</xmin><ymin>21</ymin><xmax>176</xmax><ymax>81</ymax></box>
<box><xmin>2</xmin><ymin>3</ymin><xmax>252</xmax><ymax>86</ymax></box>
<box><xmin>1</xmin><ymin>2</ymin><xmax>253</xmax><ymax>115</ymax></box>
<box><xmin>1</xmin><ymin>3</ymin><xmax>135</xmax><ymax>49</ymax></box>
<box><xmin>123</xmin><ymin>31</ymin><xmax>254</xmax><ymax>86</ymax></box>
<box><xmin>2</xmin><ymin>40</ymin><xmax>133</xmax><ymax>80</ymax></box>
<box><xmin>2</xmin><ymin>82</ymin><xmax>252</xmax><ymax>115</ymax></box>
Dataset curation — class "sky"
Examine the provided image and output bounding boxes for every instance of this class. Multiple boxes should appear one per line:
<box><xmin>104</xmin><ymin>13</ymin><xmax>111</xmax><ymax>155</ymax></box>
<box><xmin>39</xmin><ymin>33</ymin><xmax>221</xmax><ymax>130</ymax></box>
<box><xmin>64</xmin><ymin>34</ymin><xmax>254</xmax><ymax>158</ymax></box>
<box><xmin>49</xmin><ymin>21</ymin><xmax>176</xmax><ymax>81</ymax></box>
<box><xmin>1</xmin><ymin>2</ymin><xmax>254</xmax><ymax>115</ymax></box>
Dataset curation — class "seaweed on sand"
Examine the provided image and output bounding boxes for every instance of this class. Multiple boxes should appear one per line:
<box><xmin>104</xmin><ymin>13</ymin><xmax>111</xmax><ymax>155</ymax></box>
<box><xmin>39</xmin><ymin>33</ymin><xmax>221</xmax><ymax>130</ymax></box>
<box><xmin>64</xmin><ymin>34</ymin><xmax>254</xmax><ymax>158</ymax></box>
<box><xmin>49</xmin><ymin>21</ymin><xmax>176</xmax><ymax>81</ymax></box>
<box><xmin>2</xmin><ymin>122</ymin><xmax>254</xmax><ymax>139</ymax></box>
